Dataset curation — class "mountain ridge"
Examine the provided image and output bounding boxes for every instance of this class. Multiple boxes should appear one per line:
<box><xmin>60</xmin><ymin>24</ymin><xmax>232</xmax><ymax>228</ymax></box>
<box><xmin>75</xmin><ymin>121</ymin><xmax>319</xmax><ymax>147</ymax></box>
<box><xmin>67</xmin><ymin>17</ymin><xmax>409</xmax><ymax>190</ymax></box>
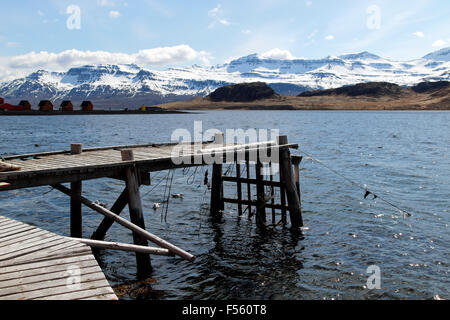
<box><xmin>1</xmin><ymin>48</ymin><xmax>449</xmax><ymax>109</ymax></box>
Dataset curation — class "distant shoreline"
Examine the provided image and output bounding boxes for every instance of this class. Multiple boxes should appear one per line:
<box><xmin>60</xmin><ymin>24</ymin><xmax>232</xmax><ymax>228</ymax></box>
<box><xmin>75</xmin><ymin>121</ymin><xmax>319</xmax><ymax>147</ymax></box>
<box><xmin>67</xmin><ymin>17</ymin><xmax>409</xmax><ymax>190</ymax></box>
<box><xmin>0</xmin><ymin>110</ymin><xmax>191</xmax><ymax>116</ymax></box>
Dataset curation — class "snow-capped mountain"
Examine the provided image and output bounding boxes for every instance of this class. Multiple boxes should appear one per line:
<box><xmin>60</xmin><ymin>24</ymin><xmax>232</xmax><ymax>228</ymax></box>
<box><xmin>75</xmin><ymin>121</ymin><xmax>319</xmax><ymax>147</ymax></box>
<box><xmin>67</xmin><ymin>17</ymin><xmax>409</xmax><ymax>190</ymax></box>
<box><xmin>1</xmin><ymin>48</ymin><xmax>449</xmax><ymax>109</ymax></box>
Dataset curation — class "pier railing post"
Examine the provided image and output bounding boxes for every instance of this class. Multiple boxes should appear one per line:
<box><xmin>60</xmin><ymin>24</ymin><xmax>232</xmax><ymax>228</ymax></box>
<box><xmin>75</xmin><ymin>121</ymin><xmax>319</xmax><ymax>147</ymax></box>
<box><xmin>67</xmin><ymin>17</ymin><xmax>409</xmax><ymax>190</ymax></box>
<box><xmin>70</xmin><ymin>143</ymin><xmax>83</xmax><ymax>238</ymax></box>
<box><xmin>122</xmin><ymin>149</ymin><xmax>152</xmax><ymax>278</ymax></box>
<box><xmin>210</xmin><ymin>133</ymin><xmax>224</xmax><ymax>219</ymax></box>
<box><xmin>277</xmin><ymin>136</ymin><xmax>304</xmax><ymax>229</ymax></box>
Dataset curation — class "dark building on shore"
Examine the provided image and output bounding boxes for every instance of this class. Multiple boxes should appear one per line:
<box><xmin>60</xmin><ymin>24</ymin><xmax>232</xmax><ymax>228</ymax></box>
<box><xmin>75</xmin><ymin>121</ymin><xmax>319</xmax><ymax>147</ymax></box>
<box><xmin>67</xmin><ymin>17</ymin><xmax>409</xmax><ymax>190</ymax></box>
<box><xmin>19</xmin><ymin>101</ymin><xmax>32</xmax><ymax>110</ymax></box>
<box><xmin>81</xmin><ymin>101</ymin><xmax>94</xmax><ymax>111</ymax></box>
<box><xmin>39</xmin><ymin>100</ymin><xmax>53</xmax><ymax>111</ymax></box>
<box><xmin>60</xmin><ymin>101</ymin><xmax>74</xmax><ymax>111</ymax></box>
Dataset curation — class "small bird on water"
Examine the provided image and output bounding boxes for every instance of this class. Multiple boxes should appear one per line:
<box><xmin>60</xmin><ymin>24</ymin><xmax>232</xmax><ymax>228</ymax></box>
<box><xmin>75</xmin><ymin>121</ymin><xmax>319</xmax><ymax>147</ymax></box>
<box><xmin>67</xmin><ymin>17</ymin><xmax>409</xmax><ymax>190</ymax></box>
<box><xmin>153</xmin><ymin>203</ymin><xmax>161</xmax><ymax>210</ymax></box>
<box><xmin>172</xmin><ymin>193</ymin><xmax>184</xmax><ymax>199</ymax></box>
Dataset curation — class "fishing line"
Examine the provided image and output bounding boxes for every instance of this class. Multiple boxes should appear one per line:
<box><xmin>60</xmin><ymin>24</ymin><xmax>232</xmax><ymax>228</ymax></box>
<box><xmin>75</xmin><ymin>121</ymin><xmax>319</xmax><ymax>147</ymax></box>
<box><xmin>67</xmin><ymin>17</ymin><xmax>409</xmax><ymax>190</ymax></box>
<box><xmin>297</xmin><ymin>149</ymin><xmax>413</xmax><ymax>217</ymax></box>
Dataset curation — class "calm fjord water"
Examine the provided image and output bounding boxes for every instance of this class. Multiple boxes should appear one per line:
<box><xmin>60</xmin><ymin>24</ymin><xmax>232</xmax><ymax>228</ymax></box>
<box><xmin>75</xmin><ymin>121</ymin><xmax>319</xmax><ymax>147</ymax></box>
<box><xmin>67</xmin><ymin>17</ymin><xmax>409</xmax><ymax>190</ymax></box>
<box><xmin>0</xmin><ymin>110</ymin><xmax>448</xmax><ymax>300</ymax></box>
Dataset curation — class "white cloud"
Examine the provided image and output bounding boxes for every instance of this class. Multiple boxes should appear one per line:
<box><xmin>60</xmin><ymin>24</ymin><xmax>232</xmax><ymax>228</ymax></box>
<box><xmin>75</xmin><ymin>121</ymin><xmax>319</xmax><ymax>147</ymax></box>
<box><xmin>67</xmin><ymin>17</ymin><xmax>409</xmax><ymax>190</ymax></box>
<box><xmin>412</xmin><ymin>31</ymin><xmax>424</xmax><ymax>38</ymax></box>
<box><xmin>98</xmin><ymin>0</ymin><xmax>115</xmax><ymax>6</ymax></box>
<box><xmin>260</xmin><ymin>48</ymin><xmax>295</xmax><ymax>60</ymax></box>
<box><xmin>241</xmin><ymin>29</ymin><xmax>252</xmax><ymax>35</ymax></box>
<box><xmin>37</xmin><ymin>10</ymin><xmax>45</xmax><ymax>17</ymax></box>
<box><xmin>208</xmin><ymin>4</ymin><xmax>230</xmax><ymax>28</ymax></box>
<box><xmin>306</xmin><ymin>1</ymin><xmax>312</xmax><ymax>7</ymax></box>
<box><xmin>0</xmin><ymin>45</ymin><xmax>210</xmax><ymax>81</ymax></box>
<box><xmin>325</xmin><ymin>35</ymin><xmax>334</xmax><ymax>40</ymax></box>
<box><xmin>432</xmin><ymin>39</ymin><xmax>446</xmax><ymax>47</ymax></box>
<box><xmin>109</xmin><ymin>11</ymin><xmax>121</xmax><ymax>18</ymax></box>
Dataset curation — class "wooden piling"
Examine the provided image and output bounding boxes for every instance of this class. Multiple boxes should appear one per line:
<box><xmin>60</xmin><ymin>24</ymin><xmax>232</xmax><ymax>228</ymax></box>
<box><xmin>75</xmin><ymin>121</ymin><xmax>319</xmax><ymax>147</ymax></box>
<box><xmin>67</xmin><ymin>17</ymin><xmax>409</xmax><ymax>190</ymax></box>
<box><xmin>121</xmin><ymin>149</ymin><xmax>152</xmax><ymax>278</ymax></box>
<box><xmin>246</xmin><ymin>160</ymin><xmax>252</xmax><ymax>218</ymax></box>
<box><xmin>269</xmin><ymin>162</ymin><xmax>276</xmax><ymax>224</ymax></box>
<box><xmin>279</xmin><ymin>168</ymin><xmax>287</xmax><ymax>225</ymax></box>
<box><xmin>255</xmin><ymin>158</ymin><xmax>266</xmax><ymax>227</ymax></box>
<box><xmin>236</xmin><ymin>163</ymin><xmax>243</xmax><ymax>216</ymax></box>
<box><xmin>70</xmin><ymin>144</ymin><xmax>83</xmax><ymax>238</ymax></box>
<box><xmin>210</xmin><ymin>133</ymin><xmax>224</xmax><ymax>219</ymax></box>
<box><xmin>292</xmin><ymin>155</ymin><xmax>303</xmax><ymax>205</ymax></box>
<box><xmin>277</xmin><ymin>136</ymin><xmax>304</xmax><ymax>229</ymax></box>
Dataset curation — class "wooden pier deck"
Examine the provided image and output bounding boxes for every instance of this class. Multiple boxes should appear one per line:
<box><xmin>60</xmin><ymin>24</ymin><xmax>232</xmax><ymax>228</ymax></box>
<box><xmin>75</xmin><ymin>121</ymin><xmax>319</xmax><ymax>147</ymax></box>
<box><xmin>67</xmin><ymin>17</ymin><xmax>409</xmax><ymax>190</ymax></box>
<box><xmin>0</xmin><ymin>215</ymin><xmax>117</xmax><ymax>300</ymax></box>
<box><xmin>0</xmin><ymin>141</ymin><xmax>284</xmax><ymax>191</ymax></box>
<box><xmin>0</xmin><ymin>136</ymin><xmax>303</xmax><ymax>283</ymax></box>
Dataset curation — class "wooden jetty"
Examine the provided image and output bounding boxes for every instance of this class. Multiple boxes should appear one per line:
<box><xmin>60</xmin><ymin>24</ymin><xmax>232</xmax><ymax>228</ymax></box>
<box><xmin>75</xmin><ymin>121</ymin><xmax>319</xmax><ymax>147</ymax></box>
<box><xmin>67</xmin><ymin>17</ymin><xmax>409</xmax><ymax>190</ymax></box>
<box><xmin>0</xmin><ymin>134</ymin><xmax>303</xmax><ymax>286</ymax></box>
<box><xmin>0</xmin><ymin>215</ymin><xmax>117</xmax><ymax>300</ymax></box>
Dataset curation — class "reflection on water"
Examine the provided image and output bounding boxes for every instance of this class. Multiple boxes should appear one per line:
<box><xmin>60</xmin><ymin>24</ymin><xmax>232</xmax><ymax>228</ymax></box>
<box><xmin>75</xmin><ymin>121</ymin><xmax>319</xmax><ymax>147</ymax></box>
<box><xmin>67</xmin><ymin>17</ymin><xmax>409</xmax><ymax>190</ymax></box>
<box><xmin>0</xmin><ymin>111</ymin><xmax>448</xmax><ymax>300</ymax></box>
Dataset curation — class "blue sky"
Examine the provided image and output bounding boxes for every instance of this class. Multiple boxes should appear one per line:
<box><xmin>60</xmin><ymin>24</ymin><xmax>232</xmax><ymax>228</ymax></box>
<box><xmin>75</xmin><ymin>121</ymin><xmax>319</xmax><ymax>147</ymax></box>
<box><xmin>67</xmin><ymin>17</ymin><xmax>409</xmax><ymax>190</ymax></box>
<box><xmin>0</xmin><ymin>0</ymin><xmax>449</xmax><ymax>80</ymax></box>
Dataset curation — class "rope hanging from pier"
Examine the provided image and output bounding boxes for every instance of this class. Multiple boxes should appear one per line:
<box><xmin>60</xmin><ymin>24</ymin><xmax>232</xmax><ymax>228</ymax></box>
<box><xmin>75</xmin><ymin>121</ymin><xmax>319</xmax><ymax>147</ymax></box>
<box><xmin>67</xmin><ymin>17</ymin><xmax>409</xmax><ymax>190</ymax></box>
<box><xmin>297</xmin><ymin>149</ymin><xmax>413</xmax><ymax>218</ymax></box>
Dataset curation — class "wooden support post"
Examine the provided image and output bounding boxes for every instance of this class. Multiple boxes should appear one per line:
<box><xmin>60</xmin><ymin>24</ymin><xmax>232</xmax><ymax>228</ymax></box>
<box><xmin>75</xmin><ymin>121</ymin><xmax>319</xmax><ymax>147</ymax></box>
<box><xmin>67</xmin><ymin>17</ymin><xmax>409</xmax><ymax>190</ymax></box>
<box><xmin>121</xmin><ymin>149</ymin><xmax>152</xmax><ymax>279</ymax></box>
<box><xmin>277</xmin><ymin>136</ymin><xmax>304</xmax><ymax>229</ymax></box>
<box><xmin>91</xmin><ymin>188</ymin><xmax>129</xmax><ymax>240</ymax></box>
<box><xmin>70</xmin><ymin>143</ymin><xmax>82</xmax><ymax>238</ymax></box>
<box><xmin>269</xmin><ymin>162</ymin><xmax>276</xmax><ymax>224</ymax></box>
<box><xmin>279</xmin><ymin>167</ymin><xmax>287</xmax><ymax>225</ymax></box>
<box><xmin>52</xmin><ymin>184</ymin><xmax>195</xmax><ymax>262</ymax></box>
<box><xmin>255</xmin><ymin>158</ymin><xmax>266</xmax><ymax>227</ymax></box>
<box><xmin>68</xmin><ymin>238</ymin><xmax>173</xmax><ymax>256</ymax></box>
<box><xmin>210</xmin><ymin>133</ymin><xmax>224</xmax><ymax>219</ymax></box>
<box><xmin>292</xmin><ymin>156</ymin><xmax>303</xmax><ymax>206</ymax></box>
<box><xmin>246</xmin><ymin>159</ymin><xmax>252</xmax><ymax>219</ymax></box>
<box><xmin>236</xmin><ymin>163</ymin><xmax>243</xmax><ymax>216</ymax></box>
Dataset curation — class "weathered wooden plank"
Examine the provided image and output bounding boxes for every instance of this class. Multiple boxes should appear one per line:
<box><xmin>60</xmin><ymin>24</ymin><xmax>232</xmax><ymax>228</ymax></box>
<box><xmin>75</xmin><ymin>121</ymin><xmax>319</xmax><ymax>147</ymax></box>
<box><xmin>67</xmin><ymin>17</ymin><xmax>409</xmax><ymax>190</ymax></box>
<box><xmin>0</xmin><ymin>237</ymin><xmax>69</xmax><ymax>261</ymax></box>
<box><xmin>0</xmin><ymin>266</ymin><xmax>103</xmax><ymax>290</ymax></box>
<box><xmin>0</xmin><ymin>226</ymin><xmax>37</xmax><ymax>239</ymax></box>
<box><xmin>0</xmin><ymin>228</ymin><xmax>53</xmax><ymax>244</ymax></box>
<box><xmin>39</xmin><ymin>286</ymin><xmax>117</xmax><ymax>301</ymax></box>
<box><xmin>0</xmin><ymin>229</ymin><xmax>60</xmax><ymax>252</ymax></box>
<box><xmin>0</xmin><ymin>216</ymin><xmax>116</xmax><ymax>300</ymax></box>
<box><xmin>0</xmin><ymin>253</ymin><xmax>94</xmax><ymax>274</ymax></box>
<box><xmin>78</xmin><ymin>293</ymin><xmax>118</xmax><ymax>300</ymax></box>
<box><xmin>0</xmin><ymin>250</ymin><xmax>93</xmax><ymax>269</ymax></box>
<box><xmin>0</xmin><ymin>279</ymin><xmax>111</xmax><ymax>300</ymax></box>
<box><xmin>0</xmin><ymin>220</ymin><xmax>25</xmax><ymax>231</ymax></box>
<box><xmin>0</xmin><ymin>259</ymin><xmax>99</xmax><ymax>282</ymax></box>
